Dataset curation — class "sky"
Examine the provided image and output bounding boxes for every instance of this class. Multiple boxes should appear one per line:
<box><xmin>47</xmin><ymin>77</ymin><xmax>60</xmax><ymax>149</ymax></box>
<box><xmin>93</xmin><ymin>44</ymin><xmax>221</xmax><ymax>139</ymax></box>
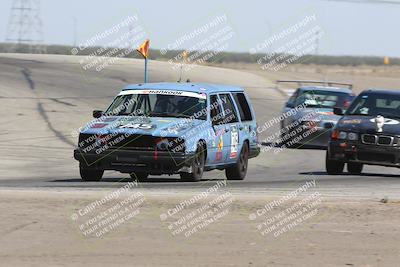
<box><xmin>1</xmin><ymin>0</ymin><xmax>399</xmax><ymax>57</ymax></box>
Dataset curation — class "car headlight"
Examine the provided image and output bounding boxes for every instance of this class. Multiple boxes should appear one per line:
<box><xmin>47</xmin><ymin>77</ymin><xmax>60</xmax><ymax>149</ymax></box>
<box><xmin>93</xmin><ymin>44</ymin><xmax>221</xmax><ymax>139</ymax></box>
<box><xmin>338</xmin><ymin>131</ymin><xmax>347</xmax><ymax>139</ymax></box>
<box><xmin>338</xmin><ymin>131</ymin><xmax>358</xmax><ymax>141</ymax></box>
<box><xmin>347</xmin><ymin>132</ymin><xmax>358</xmax><ymax>141</ymax></box>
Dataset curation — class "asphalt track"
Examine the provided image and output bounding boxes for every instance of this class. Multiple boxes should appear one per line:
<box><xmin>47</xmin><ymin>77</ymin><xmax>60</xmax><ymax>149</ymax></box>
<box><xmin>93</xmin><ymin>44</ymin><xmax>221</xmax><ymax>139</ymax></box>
<box><xmin>1</xmin><ymin>53</ymin><xmax>399</xmax><ymax>199</ymax></box>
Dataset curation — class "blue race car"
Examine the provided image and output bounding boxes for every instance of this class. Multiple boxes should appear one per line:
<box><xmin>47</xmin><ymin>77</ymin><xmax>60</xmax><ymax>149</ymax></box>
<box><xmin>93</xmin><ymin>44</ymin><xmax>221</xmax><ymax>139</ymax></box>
<box><xmin>74</xmin><ymin>82</ymin><xmax>260</xmax><ymax>182</ymax></box>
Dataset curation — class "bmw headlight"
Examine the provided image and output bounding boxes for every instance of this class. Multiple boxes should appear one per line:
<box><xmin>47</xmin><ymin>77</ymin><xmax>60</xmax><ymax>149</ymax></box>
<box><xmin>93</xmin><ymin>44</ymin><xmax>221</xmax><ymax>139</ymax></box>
<box><xmin>347</xmin><ymin>132</ymin><xmax>358</xmax><ymax>141</ymax></box>
<box><xmin>338</xmin><ymin>131</ymin><xmax>358</xmax><ymax>141</ymax></box>
<box><xmin>338</xmin><ymin>131</ymin><xmax>347</xmax><ymax>139</ymax></box>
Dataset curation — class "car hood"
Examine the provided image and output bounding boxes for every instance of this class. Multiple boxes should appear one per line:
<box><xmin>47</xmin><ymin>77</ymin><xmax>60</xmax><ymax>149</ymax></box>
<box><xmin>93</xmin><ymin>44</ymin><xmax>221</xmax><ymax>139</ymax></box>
<box><xmin>80</xmin><ymin>116</ymin><xmax>206</xmax><ymax>137</ymax></box>
<box><xmin>336</xmin><ymin>115</ymin><xmax>400</xmax><ymax>135</ymax></box>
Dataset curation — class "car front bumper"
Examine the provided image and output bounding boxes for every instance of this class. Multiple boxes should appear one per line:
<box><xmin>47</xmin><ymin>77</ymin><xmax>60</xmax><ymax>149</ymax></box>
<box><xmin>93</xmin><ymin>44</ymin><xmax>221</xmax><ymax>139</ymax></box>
<box><xmin>286</xmin><ymin>126</ymin><xmax>332</xmax><ymax>148</ymax></box>
<box><xmin>328</xmin><ymin>140</ymin><xmax>400</xmax><ymax>167</ymax></box>
<box><xmin>74</xmin><ymin>148</ymin><xmax>195</xmax><ymax>174</ymax></box>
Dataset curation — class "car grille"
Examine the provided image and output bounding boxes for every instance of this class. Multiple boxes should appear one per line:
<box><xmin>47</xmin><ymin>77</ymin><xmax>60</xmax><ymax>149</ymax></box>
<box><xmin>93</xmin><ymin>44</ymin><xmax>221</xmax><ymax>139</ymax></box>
<box><xmin>78</xmin><ymin>133</ymin><xmax>185</xmax><ymax>153</ymax></box>
<box><xmin>361</xmin><ymin>134</ymin><xmax>394</xmax><ymax>146</ymax></box>
<box><xmin>358</xmin><ymin>152</ymin><xmax>395</xmax><ymax>163</ymax></box>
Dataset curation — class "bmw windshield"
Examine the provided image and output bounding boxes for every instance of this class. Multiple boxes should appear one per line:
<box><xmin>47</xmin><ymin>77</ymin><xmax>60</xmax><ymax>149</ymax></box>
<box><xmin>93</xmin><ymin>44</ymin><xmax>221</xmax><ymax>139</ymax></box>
<box><xmin>105</xmin><ymin>90</ymin><xmax>207</xmax><ymax>119</ymax></box>
<box><xmin>346</xmin><ymin>93</ymin><xmax>400</xmax><ymax>118</ymax></box>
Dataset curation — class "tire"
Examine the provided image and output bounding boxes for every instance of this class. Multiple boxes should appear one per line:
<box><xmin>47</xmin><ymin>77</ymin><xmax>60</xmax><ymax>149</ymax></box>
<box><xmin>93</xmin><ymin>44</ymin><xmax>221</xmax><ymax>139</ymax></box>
<box><xmin>80</xmin><ymin>164</ymin><xmax>104</xmax><ymax>181</ymax></box>
<box><xmin>347</xmin><ymin>162</ymin><xmax>363</xmax><ymax>174</ymax></box>
<box><xmin>130</xmin><ymin>172</ymin><xmax>149</xmax><ymax>182</ymax></box>
<box><xmin>325</xmin><ymin>151</ymin><xmax>344</xmax><ymax>175</ymax></box>
<box><xmin>180</xmin><ymin>143</ymin><xmax>205</xmax><ymax>182</ymax></box>
<box><xmin>225</xmin><ymin>142</ymin><xmax>249</xmax><ymax>180</ymax></box>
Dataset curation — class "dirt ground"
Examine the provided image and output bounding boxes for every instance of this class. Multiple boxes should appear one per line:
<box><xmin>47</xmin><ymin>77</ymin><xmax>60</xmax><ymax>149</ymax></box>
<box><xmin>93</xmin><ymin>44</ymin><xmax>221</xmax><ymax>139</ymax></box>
<box><xmin>0</xmin><ymin>189</ymin><xmax>398</xmax><ymax>267</ymax></box>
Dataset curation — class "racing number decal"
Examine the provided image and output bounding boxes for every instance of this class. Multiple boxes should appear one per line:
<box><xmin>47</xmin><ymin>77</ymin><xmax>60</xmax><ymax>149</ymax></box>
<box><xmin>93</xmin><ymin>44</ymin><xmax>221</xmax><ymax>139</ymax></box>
<box><xmin>119</xmin><ymin>123</ymin><xmax>154</xmax><ymax>130</ymax></box>
<box><xmin>230</xmin><ymin>125</ymin><xmax>239</xmax><ymax>159</ymax></box>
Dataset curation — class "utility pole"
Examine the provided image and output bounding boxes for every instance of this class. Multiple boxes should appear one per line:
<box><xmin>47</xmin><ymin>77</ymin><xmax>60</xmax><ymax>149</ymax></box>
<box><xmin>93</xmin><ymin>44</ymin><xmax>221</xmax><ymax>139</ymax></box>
<box><xmin>315</xmin><ymin>29</ymin><xmax>320</xmax><ymax>55</ymax></box>
<box><xmin>73</xmin><ymin>17</ymin><xmax>77</xmax><ymax>47</ymax></box>
<box><xmin>5</xmin><ymin>0</ymin><xmax>46</xmax><ymax>53</ymax></box>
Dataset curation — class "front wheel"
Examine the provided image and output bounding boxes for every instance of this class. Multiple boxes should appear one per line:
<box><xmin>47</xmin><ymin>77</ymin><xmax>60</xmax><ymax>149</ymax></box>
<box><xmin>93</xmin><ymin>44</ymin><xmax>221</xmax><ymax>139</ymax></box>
<box><xmin>347</xmin><ymin>162</ymin><xmax>363</xmax><ymax>174</ymax></box>
<box><xmin>180</xmin><ymin>143</ymin><xmax>205</xmax><ymax>182</ymax></box>
<box><xmin>80</xmin><ymin>164</ymin><xmax>104</xmax><ymax>181</ymax></box>
<box><xmin>325</xmin><ymin>151</ymin><xmax>344</xmax><ymax>175</ymax></box>
<box><xmin>130</xmin><ymin>172</ymin><xmax>149</xmax><ymax>182</ymax></box>
<box><xmin>225</xmin><ymin>143</ymin><xmax>249</xmax><ymax>180</ymax></box>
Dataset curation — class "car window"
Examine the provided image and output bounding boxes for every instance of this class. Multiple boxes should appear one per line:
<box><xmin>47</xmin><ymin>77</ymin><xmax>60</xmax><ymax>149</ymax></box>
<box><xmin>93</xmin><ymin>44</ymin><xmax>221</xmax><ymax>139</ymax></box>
<box><xmin>219</xmin><ymin>94</ymin><xmax>239</xmax><ymax>124</ymax></box>
<box><xmin>295</xmin><ymin>90</ymin><xmax>351</xmax><ymax>109</ymax></box>
<box><xmin>106</xmin><ymin>92</ymin><xmax>207</xmax><ymax>119</ymax></box>
<box><xmin>348</xmin><ymin>93</ymin><xmax>400</xmax><ymax>118</ymax></box>
<box><xmin>210</xmin><ymin>95</ymin><xmax>224</xmax><ymax>125</ymax></box>
<box><xmin>376</xmin><ymin>99</ymin><xmax>400</xmax><ymax>109</ymax></box>
<box><xmin>232</xmin><ymin>93</ymin><xmax>253</xmax><ymax>121</ymax></box>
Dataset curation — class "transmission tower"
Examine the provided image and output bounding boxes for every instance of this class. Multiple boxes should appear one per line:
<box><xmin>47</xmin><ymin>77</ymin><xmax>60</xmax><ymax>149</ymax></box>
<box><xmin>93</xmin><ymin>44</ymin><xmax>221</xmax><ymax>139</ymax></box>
<box><xmin>5</xmin><ymin>0</ymin><xmax>46</xmax><ymax>53</ymax></box>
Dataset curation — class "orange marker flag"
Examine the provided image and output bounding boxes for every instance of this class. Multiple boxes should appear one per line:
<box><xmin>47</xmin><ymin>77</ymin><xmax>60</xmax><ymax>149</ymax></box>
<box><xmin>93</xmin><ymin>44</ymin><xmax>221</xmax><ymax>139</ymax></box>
<box><xmin>137</xmin><ymin>39</ymin><xmax>150</xmax><ymax>58</ymax></box>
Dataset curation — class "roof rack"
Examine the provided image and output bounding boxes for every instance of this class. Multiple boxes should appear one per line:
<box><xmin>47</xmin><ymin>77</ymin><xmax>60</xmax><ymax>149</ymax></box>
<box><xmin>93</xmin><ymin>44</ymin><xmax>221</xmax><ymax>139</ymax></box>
<box><xmin>276</xmin><ymin>80</ymin><xmax>353</xmax><ymax>90</ymax></box>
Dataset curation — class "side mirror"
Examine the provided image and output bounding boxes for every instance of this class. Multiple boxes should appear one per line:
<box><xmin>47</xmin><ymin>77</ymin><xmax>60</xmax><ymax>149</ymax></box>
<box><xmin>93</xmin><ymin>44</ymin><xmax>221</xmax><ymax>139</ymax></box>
<box><xmin>93</xmin><ymin>110</ymin><xmax>103</xmax><ymax>118</ymax></box>
<box><xmin>286</xmin><ymin>102</ymin><xmax>294</xmax><ymax>108</ymax></box>
<box><xmin>333</xmin><ymin>107</ymin><xmax>344</xmax><ymax>116</ymax></box>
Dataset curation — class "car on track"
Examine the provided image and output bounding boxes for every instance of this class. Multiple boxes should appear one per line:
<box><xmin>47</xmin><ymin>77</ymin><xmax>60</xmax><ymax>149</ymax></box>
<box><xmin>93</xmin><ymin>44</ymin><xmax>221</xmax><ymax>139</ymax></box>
<box><xmin>326</xmin><ymin>89</ymin><xmax>400</xmax><ymax>174</ymax></box>
<box><xmin>279</xmin><ymin>80</ymin><xmax>355</xmax><ymax>148</ymax></box>
<box><xmin>74</xmin><ymin>82</ymin><xmax>260</xmax><ymax>182</ymax></box>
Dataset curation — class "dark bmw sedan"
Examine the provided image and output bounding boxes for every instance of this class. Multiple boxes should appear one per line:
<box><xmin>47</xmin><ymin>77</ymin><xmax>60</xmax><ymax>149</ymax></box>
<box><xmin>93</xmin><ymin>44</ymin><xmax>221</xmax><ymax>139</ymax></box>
<box><xmin>326</xmin><ymin>89</ymin><xmax>400</xmax><ymax>174</ymax></box>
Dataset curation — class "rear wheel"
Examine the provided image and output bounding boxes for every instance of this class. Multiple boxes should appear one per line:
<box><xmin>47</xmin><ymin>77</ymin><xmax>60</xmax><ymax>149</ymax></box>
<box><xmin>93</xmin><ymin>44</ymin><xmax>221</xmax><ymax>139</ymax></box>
<box><xmin>180</xmin><ymin>143</ymin><xmax>205</xmax><ymax>182</ymax></box>
<box><xmin>130</xmin><ymin>172</ymin><xmax>149</xmax><ymax>182</ymax></box>
<box><xmin>225</xmin><ymin>143</ymin><xmax>249</xmax><ymax>180</ymax></box>
<box><xmin>80</xmin><ymin>164</ymin><xmax>104</xmax><ymax>181</ymax></box>
<box><xmin>325</xmin><ymin>151</ymin><xmax>344</xmax><ymax>175</ymax></box>
<box><xmin>347</xmin><ymin>162</ymin><xmax>363</xmax><ymax>174</ymax></box>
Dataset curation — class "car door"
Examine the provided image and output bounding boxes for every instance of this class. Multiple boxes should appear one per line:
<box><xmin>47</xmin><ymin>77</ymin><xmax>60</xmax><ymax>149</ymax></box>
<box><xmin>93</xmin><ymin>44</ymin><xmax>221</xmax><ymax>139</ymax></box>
<box><xmin>218</xmin><ymin>93</ymin><xmax>241</xmax><ymax>163</ymax></box>
<box><xmin>231</xmin><ymin>92</ymin><xmax>256</xmax><ymax>155</ymax></box>
<box><xmin>209</xmin><ymin>94</ymin><xmax>230</xmax><ymax>164</ymax></box>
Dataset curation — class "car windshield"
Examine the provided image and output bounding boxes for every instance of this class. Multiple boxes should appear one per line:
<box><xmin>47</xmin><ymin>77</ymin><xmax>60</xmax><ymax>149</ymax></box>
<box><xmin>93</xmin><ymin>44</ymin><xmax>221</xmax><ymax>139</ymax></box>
<box><xmin>105</xmin><ymin>91</ymin><xmax>207</xmax><ymax>119</ymax></box>
<box><xmin>346</xmin><ymin>93</ymin><xmax>400</xmax><ymax>118</ymax></box>
<box><xmin>295</xmin><ymin>90</ymin><xmax>353</xmax><ymax>109</ymax></box>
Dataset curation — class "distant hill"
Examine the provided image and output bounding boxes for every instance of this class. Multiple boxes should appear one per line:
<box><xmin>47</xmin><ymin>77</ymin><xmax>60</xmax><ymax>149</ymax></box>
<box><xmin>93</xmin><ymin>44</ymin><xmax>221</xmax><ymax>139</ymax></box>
<box><xmin>0</xmin><ymin>43</ymin><xmax>398</xmax><ymax>66</ymax></box>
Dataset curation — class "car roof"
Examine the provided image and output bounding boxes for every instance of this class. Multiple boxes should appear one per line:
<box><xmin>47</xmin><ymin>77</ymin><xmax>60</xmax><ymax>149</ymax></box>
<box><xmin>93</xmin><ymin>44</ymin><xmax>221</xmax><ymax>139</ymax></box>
<box><xmin>360</xmin><ymin>88</ymin><xmax>400</xmax><ymax>95</ymax></box>
<box><xmin>299</xmin><ymin>86</ymin><xmax>352</xmax><ymax>94</ymax></box>
<box><xmin>122</xmin><ymin>82</ymin><xmax>244</xmax><ymax>93</ymax></box>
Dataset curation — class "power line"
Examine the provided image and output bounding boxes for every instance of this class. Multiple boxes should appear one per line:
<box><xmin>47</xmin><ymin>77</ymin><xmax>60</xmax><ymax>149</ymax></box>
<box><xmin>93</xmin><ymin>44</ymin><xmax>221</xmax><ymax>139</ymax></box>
<box><xmin>324</xmin><ymin>0</ymin><xmax>400</xmax><ymax>5</ymax></box>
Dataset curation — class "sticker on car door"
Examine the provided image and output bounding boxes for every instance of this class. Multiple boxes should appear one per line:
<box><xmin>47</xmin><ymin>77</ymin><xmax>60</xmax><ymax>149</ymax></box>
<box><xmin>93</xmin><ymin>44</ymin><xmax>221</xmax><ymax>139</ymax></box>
<box><xmin>230</xmin><ymin>125</ymin><xmax>239</xmax><ymax>159</ymax></box>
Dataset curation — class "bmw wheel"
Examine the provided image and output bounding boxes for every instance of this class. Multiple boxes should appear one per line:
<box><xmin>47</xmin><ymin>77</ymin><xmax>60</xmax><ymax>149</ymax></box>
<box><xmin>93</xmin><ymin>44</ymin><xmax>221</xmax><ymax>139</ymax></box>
<box><xmin>130</xmin><ymin>172</ymin><xmax>149</xmax><ymax>182</ymax></box>
<box><xmin>80</xmin><ymin>163</ymin><xmax>104</xmax><ymax>182</ymax></box>
<box><xmin>325</xmin><ymin>151</ymin><xmax>344</xmax><ymax>175</ymax></box>
<box><xmin>347</xmin><ymin>162</ymin><xmax>363</xmax><ymax>174</ymax></box>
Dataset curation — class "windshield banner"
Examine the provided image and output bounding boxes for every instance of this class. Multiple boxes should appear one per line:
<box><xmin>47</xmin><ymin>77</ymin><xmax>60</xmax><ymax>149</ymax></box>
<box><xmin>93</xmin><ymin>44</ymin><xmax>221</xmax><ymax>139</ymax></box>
<box><xmin>119</xmin><ymin>89</ymin><xmax>206</xmax><ymax>99</ymax></box>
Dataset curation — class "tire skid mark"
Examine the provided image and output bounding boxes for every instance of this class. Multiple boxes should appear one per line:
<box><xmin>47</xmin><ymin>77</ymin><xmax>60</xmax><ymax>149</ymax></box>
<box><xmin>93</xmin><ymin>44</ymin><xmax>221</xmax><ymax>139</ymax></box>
<box><xmin>2</xmin><ymin>221</ymin><xmax>37</xmax><ymax>236</ymax></box>
<box><xmin>2</xmin><ymin>58</ymin><xmax>76</xmax><ymax>148</ymax></box>
<box><xmin>21</xmin><ymin>67</ymin><xmax>35</xmax><ymax>90</ymax></box>
<box><xmin>36</xmin><ymin>102</ymin><xmax>75</xmax><ymax>147</ymax></box>
<box><xmin>50</xmin><ymin>98</ymin><xmax>76</xmax><ymax>107</ymax></box>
